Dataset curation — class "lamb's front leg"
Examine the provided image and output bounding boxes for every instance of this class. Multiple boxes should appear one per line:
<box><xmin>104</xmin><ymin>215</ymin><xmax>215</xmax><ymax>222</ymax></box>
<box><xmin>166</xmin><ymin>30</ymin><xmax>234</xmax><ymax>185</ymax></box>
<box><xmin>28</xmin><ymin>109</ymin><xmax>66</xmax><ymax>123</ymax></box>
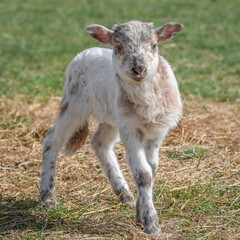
<box><xmin>120</xmin><ymin>129</ymin><xmax>161</xmax><ymax>234</ymax></box>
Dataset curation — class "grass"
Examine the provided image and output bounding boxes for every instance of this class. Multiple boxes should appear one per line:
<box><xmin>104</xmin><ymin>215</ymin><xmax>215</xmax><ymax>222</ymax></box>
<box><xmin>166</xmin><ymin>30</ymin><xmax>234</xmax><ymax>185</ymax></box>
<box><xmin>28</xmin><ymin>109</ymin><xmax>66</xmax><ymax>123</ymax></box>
<box><xmin>0</xmin><ymin>98</ymin><xmax>239</xmax><ymax>239</ymax></box>
<box><xmin>0</xmin><ymin>179</ymin><xmax>239</xmax><ymax>239</ymax></box>
<box><xmin>0</xmin><ymin>0</ymin><xmax>239</xmax><ymax>239</ymax></box>
<box><xmin>0</xmin><ymin>0</ymin><xmax>239</xmax><ymax>102</ymax></box>
<box><xmin>155</xmin><ymin>180</ymin><xmax>240</xmax><ymax>238</ymax></box>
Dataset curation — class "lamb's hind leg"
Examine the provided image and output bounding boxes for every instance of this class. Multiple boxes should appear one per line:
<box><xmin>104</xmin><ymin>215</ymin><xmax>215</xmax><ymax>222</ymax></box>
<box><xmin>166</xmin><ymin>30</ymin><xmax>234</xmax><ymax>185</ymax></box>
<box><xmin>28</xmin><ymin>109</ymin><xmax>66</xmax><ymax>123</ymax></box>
<box><xmin>91</xmin><ymin>123</ymin><xmax>134</xmax><ymax>205</ymax></box>
<box><xmin>40</xmin><ymin>101</ymin><xmax>89</xmax><ymax>206</ymax></box>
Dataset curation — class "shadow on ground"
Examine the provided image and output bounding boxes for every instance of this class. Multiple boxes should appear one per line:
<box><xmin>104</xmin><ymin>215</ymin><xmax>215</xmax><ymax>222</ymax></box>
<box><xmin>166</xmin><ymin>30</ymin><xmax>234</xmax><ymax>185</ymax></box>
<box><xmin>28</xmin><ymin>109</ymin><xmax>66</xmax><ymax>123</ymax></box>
<box><xmin>0</xmin><ymin>195</ymin><xmax>134</xmax><ymax>238</ymax></box>
<box><xmin>0</xmin><ymin>195</ymin><xmax>47</xmax><ymax>234</ymax></box>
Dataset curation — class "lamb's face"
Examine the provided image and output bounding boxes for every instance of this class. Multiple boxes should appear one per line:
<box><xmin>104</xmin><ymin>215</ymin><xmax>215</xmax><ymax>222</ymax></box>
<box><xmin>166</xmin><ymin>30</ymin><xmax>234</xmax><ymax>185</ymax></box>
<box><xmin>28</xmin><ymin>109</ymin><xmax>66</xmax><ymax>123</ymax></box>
<box><xmin>112</xmin><ymin>22</ymin><xmax>159</xmax><ymax>84</ymax></box>
<box><xmin>85</xmin><ymin>21</ymin><xmax>183</xmax><ymax>85</ymax></box>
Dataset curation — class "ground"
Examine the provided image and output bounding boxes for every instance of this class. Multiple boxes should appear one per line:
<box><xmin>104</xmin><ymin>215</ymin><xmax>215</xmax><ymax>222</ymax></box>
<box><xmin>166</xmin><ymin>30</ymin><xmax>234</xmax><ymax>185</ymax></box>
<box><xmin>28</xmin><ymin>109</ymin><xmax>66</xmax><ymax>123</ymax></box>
<box><xmin>0</xmin><ymin>98</ymin><xmax>239</xmax><ymax>239</ymax></box>
<box><xmin>0</xmin><ymin>0</ymin><xmax>239</xmax><ymax>239</ymax></box>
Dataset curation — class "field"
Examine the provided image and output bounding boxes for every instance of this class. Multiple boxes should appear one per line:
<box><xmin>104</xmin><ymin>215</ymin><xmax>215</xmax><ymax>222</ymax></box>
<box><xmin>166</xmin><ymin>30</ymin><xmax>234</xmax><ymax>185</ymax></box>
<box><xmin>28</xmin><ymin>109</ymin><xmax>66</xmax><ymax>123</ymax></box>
<box><xmin>0</xmin><ymin>0</ymin><xmax>239</xmax><ymax>239</ymax></box>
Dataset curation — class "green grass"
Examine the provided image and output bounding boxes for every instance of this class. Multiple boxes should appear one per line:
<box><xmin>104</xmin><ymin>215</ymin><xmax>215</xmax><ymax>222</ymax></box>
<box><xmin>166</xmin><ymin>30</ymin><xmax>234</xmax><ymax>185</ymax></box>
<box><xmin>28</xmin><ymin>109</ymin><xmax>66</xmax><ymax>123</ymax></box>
<box><xmin>167</xmin><ymin>146</ymin><xmax>209</xmax><ymax>161</ymax></box>
<box><xmin>0</xmin><ymin>0</ymin><xmax>239</xmax><ymax>102</ymax></box>
<box><xmin>155</xmin><ymin>178</ymin><xmax>240</xmax><ymax>237</ymax></box>
<box><xmin>167</xmin><ymin>146</ymin><xmax>209</xmax><ymax>169</ymax></box>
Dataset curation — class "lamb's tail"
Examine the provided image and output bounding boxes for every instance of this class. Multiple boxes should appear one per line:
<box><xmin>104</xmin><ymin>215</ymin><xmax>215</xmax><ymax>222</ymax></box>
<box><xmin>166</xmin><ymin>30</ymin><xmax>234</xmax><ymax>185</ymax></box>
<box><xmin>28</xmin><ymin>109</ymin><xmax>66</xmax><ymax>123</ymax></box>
<box><xmin>62</xmin><ymin>122</ymin><xmax>89</xmax><ymax>156</ymax></box>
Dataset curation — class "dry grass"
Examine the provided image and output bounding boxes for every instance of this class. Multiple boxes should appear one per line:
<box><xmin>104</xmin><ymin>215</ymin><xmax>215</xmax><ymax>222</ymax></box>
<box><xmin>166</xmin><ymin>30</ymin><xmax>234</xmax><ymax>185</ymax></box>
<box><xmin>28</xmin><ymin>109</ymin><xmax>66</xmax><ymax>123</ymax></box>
<box><xmin>0</xmin><ymin>97</ymin><xmax>239</xmax><ymax>239</ymax></box>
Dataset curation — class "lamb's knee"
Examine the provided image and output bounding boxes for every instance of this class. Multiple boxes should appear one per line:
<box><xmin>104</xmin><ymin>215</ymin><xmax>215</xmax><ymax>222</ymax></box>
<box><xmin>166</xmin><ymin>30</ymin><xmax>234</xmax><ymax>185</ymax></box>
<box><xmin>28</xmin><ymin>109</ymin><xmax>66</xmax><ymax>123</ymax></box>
<box><xmin>135</xmin><ymin>170</ymin><xmax>152</xmax><ymax>188</ymax></box>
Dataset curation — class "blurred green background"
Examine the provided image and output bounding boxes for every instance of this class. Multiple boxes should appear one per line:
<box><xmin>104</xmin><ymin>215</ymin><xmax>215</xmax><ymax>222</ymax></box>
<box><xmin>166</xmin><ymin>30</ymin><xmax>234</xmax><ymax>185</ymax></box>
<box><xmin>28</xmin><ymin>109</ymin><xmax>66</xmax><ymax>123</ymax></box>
<box><xmin>0</xmin><ymin>0</ymin><xmax>239</xmax><ymax>102</ymax></box>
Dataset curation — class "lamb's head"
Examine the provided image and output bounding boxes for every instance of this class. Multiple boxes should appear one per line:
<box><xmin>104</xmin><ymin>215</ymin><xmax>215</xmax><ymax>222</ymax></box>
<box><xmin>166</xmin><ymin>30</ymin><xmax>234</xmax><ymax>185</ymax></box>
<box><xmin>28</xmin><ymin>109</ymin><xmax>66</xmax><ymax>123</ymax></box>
<box><xmin>86</xmin><ymin>21</ymin><xmax>183</xmax><ymax>85</ymax></box>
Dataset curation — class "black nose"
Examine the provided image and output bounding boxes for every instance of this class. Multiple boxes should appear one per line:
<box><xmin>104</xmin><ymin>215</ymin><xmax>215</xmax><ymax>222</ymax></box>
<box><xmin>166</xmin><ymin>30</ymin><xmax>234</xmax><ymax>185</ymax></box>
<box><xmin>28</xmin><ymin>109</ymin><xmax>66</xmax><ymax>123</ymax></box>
<box><xmin>132</xmin><ymin>66</ymin><xmax>147</xmax><ymax>75</ymax></box>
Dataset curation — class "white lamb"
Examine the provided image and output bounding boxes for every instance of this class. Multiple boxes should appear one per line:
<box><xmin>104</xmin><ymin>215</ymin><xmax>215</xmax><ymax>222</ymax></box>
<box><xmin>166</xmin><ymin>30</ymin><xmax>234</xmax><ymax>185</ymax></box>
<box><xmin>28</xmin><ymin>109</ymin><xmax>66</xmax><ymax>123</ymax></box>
<box><xmin>40</xmin><ymin>20</ymin><xmax>183</xmax><ymax>235</ymax></box>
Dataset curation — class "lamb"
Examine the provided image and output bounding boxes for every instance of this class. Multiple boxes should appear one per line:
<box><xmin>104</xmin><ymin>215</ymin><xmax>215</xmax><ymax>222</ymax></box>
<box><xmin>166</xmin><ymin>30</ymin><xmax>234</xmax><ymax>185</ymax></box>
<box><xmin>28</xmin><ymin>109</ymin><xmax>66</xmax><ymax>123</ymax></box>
<box><xmin>40</xmin><ymin>20</ymin><xmax>183</xmax><ymax>235</ymax></box>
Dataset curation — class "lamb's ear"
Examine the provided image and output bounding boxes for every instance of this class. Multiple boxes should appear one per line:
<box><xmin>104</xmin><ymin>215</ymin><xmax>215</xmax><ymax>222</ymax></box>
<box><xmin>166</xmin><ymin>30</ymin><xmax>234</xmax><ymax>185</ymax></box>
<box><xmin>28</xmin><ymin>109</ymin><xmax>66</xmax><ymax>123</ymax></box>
<box><xmin>156</xmin><ymin>22</ymin><xmax>184</xmax><ymax>43</ymax></box>
<box><xmin>85</xmin><ymin>24</ymin><xmax>113</xmax><ymax>45</ymax></box>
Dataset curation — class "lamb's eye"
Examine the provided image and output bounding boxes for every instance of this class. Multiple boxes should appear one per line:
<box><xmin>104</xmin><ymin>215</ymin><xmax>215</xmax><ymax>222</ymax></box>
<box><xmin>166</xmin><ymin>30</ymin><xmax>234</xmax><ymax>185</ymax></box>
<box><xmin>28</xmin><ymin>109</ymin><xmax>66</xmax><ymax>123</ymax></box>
<box><xmin>152</xmin><ymin>44</ymin><xmax>157</xmax><ymax>50</ymax></box>
<box><xmin>116</xmin><ymin>46</ymin><xmax>124</xmax><ymax>54</ymax></box>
